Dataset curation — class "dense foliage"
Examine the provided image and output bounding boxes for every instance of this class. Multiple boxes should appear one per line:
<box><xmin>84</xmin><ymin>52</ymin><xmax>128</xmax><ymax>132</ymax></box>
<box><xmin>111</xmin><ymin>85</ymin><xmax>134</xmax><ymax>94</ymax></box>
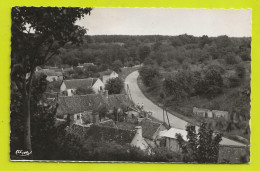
<box><xmin>139</xmin><ymin>65</ymin><xmax>160</xmax><ymax>87</ymax></box>
<box><xmin>137</xmin><ymin>34</ymin><xmax>250</xmax><ymax>141</ymax></box>
<box><xmin>176</xmin><ymin>123</ymin><xmax>222</xmax><ymax>163</ymax></box>
<box><xmin>11</xmin><ymin>7</ymin><xmax>92</xmax><ymax>155</ymax></box>
<box><xmin>105</xmin><ymin>77</ymin><xmax>124</xmax><ymax>94</ymax></box>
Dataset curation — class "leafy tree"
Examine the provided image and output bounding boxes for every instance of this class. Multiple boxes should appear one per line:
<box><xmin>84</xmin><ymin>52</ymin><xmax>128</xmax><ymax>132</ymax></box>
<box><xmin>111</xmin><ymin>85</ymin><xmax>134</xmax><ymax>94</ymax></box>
<box><xmin>171</xmin><ymin>37</ymin><xmax>182</xmax><ymax>47</ymax></box>
<box><xmin>176</xmin><ymin>123</ymin><xmax>222</xmax><ymax>163</ymax></box>
<box><xmin>112</xmin><ymin>60</ymin><xmax>123</xmax><ymax>73</ymax></box>
<box><xmin>203</xmin><ymin>69</ymin><xmax>224</xmax><ymax>98</ymax></box>
<box><xmin>214</xmin><ymin>35</ymin><xmax>232</xmax><ymax>49</ymax></box>
<box><xmin>10</xmin><ymin>73</ymin><xmax>63</xmax><ymax>159</ymax></box>
<box><xmin>152</xmin><ymin>41</ymin><xmax>162</xmax><ymax>51</ymax></box>
<box><xmin>11</xmin><ymin>7</ymin><xmax>92</xmax><ymax>156</ymax></box>
<box><xmin>143</xmin><ymin>57</ymin><xmax>158</xmax><ymax>66</ymax></box>
<box><xmin>240</xmin><ymin>49</ymin><xmax>251</xmax><ymax>61</ymax></box>
<box><xmin>235</xmin><ymin>64</ymin><xmax>246</xmax><ymax>79</ymax></box>
<box><xmin>139</xmin><ymin>66</ymin><xmax>160</xmax><ymax>87</ymax></box>
<box><xmin>138</xmin><ymin>45</ymin><xmax>151</xmax><ymax>62</ymax></box>
<box><xmin>225</xmin><ymin>53</ymin><xmax>241</xmax><ymax>65</ymax></box>
<box><xmin>199</xmin><ymin>35</ymin><xmax>212</xmax><ymax>48</ymax></box>
<box><xmin>105</xmin><ymin>77</ymin><xmax>124</xmax><ymax>94</ymax></box>
<box><xmin>163</xmin><ymin>71</ymin><xmax>194</xmax><ymax>102</ymax></box>
<box><xmin>228</xmin><ymin>75</ymin><xmax>241</xmax><ymax>88</ymax></box>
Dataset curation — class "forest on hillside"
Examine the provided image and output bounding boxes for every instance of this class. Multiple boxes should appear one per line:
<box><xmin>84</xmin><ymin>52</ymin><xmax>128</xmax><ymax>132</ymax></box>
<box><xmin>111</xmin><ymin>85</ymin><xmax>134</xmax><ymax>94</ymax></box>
<box><xmin>136</xmin><ymin>34</ymin><xmax>251</xmax><ymax>142</ymax></box>
<box><xmin>47</xmin><ymin>34</ymin><xmax>250</xmax><ymax>72</ymax></box>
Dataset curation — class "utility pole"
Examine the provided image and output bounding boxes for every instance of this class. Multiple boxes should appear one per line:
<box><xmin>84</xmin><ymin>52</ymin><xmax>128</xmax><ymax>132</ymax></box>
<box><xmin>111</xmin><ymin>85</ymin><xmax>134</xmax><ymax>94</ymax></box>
<box><xmin>163</xmin><ymin>108</ymin><xmax>165</xmax><ymax>124</ymax></box>
<box><xmin>165</xmin><ymin>108</ymin><xmax>171</xmax><ymax>128</ymax></box>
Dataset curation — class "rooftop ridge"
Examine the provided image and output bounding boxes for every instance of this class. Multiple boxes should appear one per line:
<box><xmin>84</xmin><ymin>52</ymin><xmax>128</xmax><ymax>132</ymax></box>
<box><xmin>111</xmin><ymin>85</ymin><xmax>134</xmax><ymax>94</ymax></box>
<box><xmin>64</xmin><ymin>78</ymin><xmax>94</xmax><ymax>81</ymax></box>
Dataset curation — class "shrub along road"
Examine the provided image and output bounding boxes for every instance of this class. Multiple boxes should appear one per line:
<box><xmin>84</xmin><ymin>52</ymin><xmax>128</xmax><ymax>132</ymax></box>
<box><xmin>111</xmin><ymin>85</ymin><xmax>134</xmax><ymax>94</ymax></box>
<box><xmin>125</xmin><ymin>71</ymin><xmax>246</xmax><ymax>147</ymax></box>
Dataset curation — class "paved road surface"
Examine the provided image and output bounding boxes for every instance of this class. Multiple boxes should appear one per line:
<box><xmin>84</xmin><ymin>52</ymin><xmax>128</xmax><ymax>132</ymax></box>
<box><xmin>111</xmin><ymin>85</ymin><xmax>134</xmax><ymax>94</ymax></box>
<box><xmin>125</xmin><ymin>71</ymin><xmax>246</xmax><ymax>147</ymax></box>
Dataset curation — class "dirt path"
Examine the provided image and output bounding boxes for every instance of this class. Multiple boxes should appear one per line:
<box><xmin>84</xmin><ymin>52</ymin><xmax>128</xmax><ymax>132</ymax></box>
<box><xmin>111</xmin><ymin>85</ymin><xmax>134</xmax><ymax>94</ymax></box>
<box><xmin>125</xmin><ymin>71</ymin><xmax>246</xmax><ymax>147</ymax></box>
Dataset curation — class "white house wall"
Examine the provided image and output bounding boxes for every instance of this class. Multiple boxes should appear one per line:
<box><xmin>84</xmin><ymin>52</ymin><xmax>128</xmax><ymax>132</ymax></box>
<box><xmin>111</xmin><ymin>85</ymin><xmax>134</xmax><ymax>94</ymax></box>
<box><xmin>166</xmin><ymin>138</ymin><xmax>181</xmax><ymax>153</ymax></box>
<box><xmin>60</xmin><ymin>82</ymin><xmax>67</xmax><ymax>92</ymax></box>
<box><xmin>102</xmin><ymin>72</ymin><xmax>118</xmax><ymax>85</ymax></box>
<box><xmin>92</xmin><ymin>79</ymin><xmax>105</xmax><ymax>93</ymax></box>
<box><xmin>110</xmin><ymin>71</ymin><xmax>119</xmax><ymax>78</ymax></box>
<box><xmin>46</xmin><ymin>76</ymin><xmax>58</xmax><ymax>82</ymax></box>
<box><xmin>102</xmin><ymin>75</ymin><xmax>110</xmax><ymax>86</ymax></box>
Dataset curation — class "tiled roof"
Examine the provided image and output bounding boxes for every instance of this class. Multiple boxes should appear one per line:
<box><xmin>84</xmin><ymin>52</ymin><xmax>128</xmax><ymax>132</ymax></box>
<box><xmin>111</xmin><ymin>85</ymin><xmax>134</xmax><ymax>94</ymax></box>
<box><xmin>99</xmin><ymin>69</ymin><xmax>114</xmax><ymax>76</ymax></box>
<box><xmin>57</xmin><ymin>94</ymin><xmax>134</xmax><ymax>116</ymax></box>
<box><xmin>107</xmin><ymin>94</ymin><xmax>133</xmax><ymax>110</ymax></box>
<box><xmin>98</xmin><ymin>119</ymin><xmax>116</xmax><ymax>128</ymax></box>
<box><xmin>115</xmin><ymin>119</ymin><xmax>163</xmax><ymax>140</ymax></box>
<box><xmin>161</xmin><ymin>127</ymin><xmax>188</xmax><ymax>141</ymax></box>
<box><xmin>36</xmin><ymin>69</ymin><xmax>61</xmax><ymax>77</ymax></box>
<box><xmin>70</xmin><ymin>124</ymin><xmax>90</xmax><ymax>136</ymax></box>
<box><xmin>57</xmin><ymin>94</ymin><xmax>105</xmax><ymax>116</ymax></box>
<box><xmin>63</xmin><ymin>78</ymin><xmax>97</xmax><ymax>89</ymax></box>
<box><xmin>82</xmin><ymin>63</ymin><xmax>94</xmax><ymax>67</ymax></box>
<box><xmin>70</xmin><ymin>124</ymin><xmax>136</xmax><ymax>145</ymax></box>
<box><xmin>139</xmin><ymin>119</ymin><xmax>162</xmax><ymax>140</ymax></box>
<box><xmin>194</xmin><ymin>107</ymin><xmax>210</xmax><ymax>112</ymax></box>
<box><xmin>116</xmin><ymin>122</ymin><xmax>137</xmax><ymax>130</ymax></box>
<box><xmin>55</xmin><ymin>71</ymin><xmax>63</xmax><ymax>76</ymax></box>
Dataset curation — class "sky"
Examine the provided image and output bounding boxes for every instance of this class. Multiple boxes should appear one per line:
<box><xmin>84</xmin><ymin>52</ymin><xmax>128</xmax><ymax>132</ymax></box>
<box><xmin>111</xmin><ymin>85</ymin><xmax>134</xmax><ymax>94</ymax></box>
<box><xmin>76</xmin><ymin>8</ymin><xmax>251</xmax><ymax>37</ymax></box>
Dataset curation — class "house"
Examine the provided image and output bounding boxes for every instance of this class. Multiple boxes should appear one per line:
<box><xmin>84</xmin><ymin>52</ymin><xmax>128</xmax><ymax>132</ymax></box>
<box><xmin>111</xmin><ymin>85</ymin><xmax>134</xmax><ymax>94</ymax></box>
<box><xmin>98</xmin><ymin>119</ymin><xmax>117</xmax><ymax>128</ymax></box>
<box><xmin>139</xmin><ymin>119</ymin><xmax>166</xmax><ymax>141</ymax></box>
<box><xmin>57</xmin><ymin>93</ymin><xmax>134</xmax><ymax>124</ymax></box>
<box><xmin>106</xmin><ymin>94</ymin><xmax>133</xmax><ymax>112</ymax></box>
<box><xmin>161</xmin><ymin>127</ymin><xmax>248</xmax><ymax>163</ymax></box>
<box><xmin>60</xmin><ymin>78</ymin><xmax>105</xmax><ymax>96</ymax></box>
<box><xmin>56</xmin><ymin>94</ymin><xmax>105</xmax><ymax>123</ymax></box>
<box><xmin>68</xmin><ymin>123</ymin><xmax>149</xmax><ymax>151</ymax></box>
<box><xmin>161</xmin><ymin>127</ymin><xmax>188</xmax><ymax>153</ymax></box>
<box><xmin>99</xmin><ymin>69</ymin><xmax>119</xmax><ymax>85</ymax></box>
<box><xmin>212</xmin><ymin>110</ymin><xmax>229</xmax><ymax>120</ymax></box>
<box><xmin>77</xmin><ymin>63</ymin><xmax>95</xmax><ymax>69</ymax></box>
<box><xmin>138</xmin><ymin>119</ymin><xmax>167</xmax><ymax>148</ymax></box>
<box><xmin>115</xmin><ymin>118</ymin><xmax>166</xmax><ymax>148</ymax></box>
<box><xmin>193</xmin><ymin>107</ymin><xmax>213</xmax><ymax>118</ymax></box>
<box><xmin>35</xmin><ymin>69</ymin><xmax>63</xmax><ymax>82</ymax></box>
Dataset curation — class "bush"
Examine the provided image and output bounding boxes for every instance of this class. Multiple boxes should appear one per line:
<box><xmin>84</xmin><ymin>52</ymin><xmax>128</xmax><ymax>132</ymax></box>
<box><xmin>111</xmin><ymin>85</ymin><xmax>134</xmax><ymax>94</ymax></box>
<box><xmin>235</xmin><ymin>64</ymin><xmax>246</xmax><ymax>79</ymax></box>
<box><xmin>225</xmin><ymin>53</ymin><xmax>241</xmax><ymax>65</ymax></box>
<box><xmin>139</xmin><ymin>66</ymin><xmax>160</xmax><ymax>87</ymax></box>
<box><xmin>203</xmin><ymin>69</ymin><xmax>224</xmax><ymax>98</ymax></box>
<box><xmin>228</xmin><ymin>75</ymin><xmax>241</xmax><ymax>88</ymax></box>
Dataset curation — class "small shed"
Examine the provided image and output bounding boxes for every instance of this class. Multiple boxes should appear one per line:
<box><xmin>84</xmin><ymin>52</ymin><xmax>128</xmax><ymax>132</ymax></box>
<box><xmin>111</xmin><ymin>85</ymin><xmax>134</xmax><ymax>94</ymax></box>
<box><xmin>193</xmin><ymin>107</ymin><xmax>213</xmax><ymax>118</ymax></box>
<box><xmin>212</xmin><ymin>110</ymin><xmax>229</xmax><ymax>120</ymax></box>
<box><xmin>161</xmin><ymin>128</ymin><xmax>188</xmax><ymax>153</ymax></box>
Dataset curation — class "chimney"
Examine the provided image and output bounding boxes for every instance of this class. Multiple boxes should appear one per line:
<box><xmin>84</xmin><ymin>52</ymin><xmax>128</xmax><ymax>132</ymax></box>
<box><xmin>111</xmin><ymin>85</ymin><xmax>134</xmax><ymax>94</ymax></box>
<box><xmin>134</xmin><ymin>126</ymin><xmax>142</xmax><ymax>138</ymax></box>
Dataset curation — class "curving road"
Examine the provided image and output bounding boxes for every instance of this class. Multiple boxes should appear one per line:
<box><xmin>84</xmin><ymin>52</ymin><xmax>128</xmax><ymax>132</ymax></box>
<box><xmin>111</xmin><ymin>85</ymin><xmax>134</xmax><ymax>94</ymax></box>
<box><xmin>125</xmin><ymin>71</ymin><xmax>246</xmax><ymax>147</ymax></box>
